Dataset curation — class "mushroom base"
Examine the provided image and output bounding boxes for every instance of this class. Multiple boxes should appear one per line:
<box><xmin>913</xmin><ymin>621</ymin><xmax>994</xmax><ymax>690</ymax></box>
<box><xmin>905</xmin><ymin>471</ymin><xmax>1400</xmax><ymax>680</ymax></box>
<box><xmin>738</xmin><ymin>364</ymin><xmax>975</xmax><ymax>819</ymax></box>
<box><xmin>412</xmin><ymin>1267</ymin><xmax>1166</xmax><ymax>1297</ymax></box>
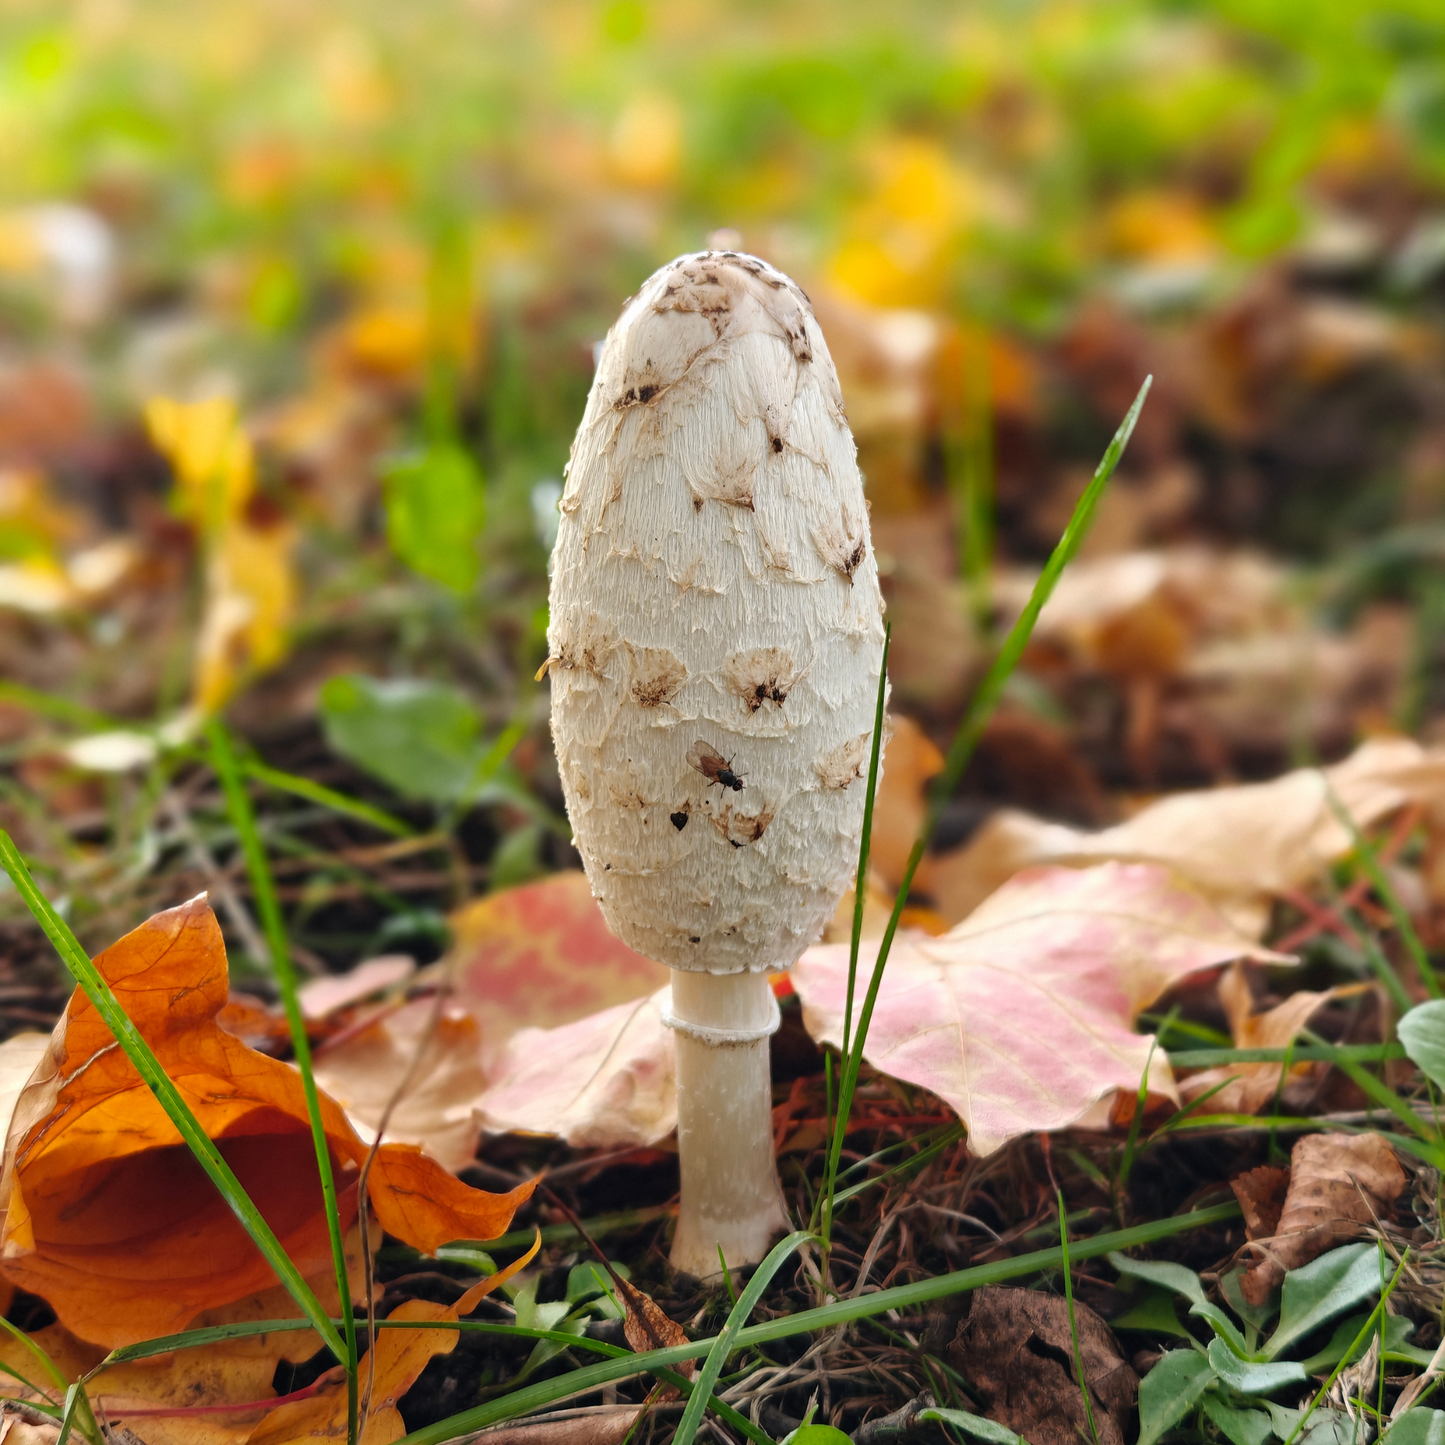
<box><xmin>668</xmin><ymin>970</ymin><xmax>789</xmax><ymax>1277</ymax></box>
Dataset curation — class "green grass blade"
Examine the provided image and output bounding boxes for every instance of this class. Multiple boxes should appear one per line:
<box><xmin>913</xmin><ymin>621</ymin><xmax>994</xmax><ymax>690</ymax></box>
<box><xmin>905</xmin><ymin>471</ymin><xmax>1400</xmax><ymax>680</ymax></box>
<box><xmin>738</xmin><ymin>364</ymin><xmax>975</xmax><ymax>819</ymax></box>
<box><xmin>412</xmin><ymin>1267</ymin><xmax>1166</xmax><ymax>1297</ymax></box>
<box><xmin>1167</xmin><ymin>1044</ymin><xmax>1403</xmax><ymax>1066</ymax></box>
<box><xmin>1328</xmin><ymin>790</ymin><xmax>1439</xmax><ymax>1001</ymax></box>
<box><xmin>0</xmin><ymin>1314</ymin><xmax>69</xmax><ymax>1394</ymax></box>
<box><xmin>831</xmin><ymin>1124</ymin><xmax>964</xmax><ymax>1208</ymax></box>
<box><xmin>0</xmin><ymin>681</ymin><xmax>117</xmax><ymax>733</ymax></box>
<box><xmin>395</xmin><ymin>1199</ymin><xmax>1231</xmax><ymax>1445</ymax></box>
<box><xmin>820</xmin><ymin>377</ymin><xmax>1150</xmax><ymax>1242</ymax></box>
<box><xmin>0</xmin><ymin>831</ymin><xmax>345</xmax><ymax>1362</ymax></box>
<box><xmin>843</xmin><ymin>624</ymin><xmax>890</xmax><ymax>1064</ymax></box>
<box><xmin>206</xmin><ymin>721</ymin><xmax>358</xmax><ymax>1440</ymax></box>
<box><xmin>242</xmin><ymin>758</ymin><xmax>414</xmax><ymax>838</ymax></box>
<box><xmin>818</xmin><ymin>624</ymin><xmax>889</xmax><ymax>1241</ymax></box>
<box><xmin>0</xmin><ymin>1395</ymin><xmax>61</xmax><ymax>1420</ymax></box>
<box><xmin>675</xmin><ymin>1230</ymin><xmax>812</xmax><ymax>1445</ymax></box>
<box><xmin>1058</xmin><ymin>1191</ymin><xmax>1100</xmax><ymax>1444</ymax></box>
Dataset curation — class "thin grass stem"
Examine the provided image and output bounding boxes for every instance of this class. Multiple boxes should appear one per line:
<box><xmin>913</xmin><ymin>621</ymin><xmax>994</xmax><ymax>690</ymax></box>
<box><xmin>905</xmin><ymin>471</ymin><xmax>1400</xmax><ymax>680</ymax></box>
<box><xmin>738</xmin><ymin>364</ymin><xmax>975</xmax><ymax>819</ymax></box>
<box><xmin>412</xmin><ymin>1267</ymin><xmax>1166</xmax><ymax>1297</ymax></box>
<box><xmin>205</xmin><ymin>720</ymin><xmax>359</xmax><ymax>1445</ymax></box>
<box><xmin>1057</xmin><ymin>1190</ymin><xmax>1100</xmax><ymax>1444</ymax></box>
<box><xmin>818</xmin><ymin>377</ymin><xmax>1151</xmax><ymax>1249</ymax></box>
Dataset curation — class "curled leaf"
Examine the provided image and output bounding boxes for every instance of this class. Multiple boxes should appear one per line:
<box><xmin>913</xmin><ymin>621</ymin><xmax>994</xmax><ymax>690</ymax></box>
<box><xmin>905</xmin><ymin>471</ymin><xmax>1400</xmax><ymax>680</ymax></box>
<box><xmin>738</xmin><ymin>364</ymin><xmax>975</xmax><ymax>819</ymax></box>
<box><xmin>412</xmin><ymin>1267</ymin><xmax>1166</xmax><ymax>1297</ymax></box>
<box><xmin>0</xmin><ymin>896</ymin><xmax>533</xmax><ymax>1346</ymax></box>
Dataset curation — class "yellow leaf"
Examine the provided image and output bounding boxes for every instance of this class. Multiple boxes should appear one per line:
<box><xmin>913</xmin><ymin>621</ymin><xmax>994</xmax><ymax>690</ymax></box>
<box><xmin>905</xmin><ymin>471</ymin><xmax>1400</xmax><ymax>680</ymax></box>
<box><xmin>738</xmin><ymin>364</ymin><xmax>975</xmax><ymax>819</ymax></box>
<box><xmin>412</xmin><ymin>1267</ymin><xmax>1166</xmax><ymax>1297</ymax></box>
<box><xmin>144</xmin><ymin>395</ymin><xmax>254</xmax><ymax>521</ymax></box>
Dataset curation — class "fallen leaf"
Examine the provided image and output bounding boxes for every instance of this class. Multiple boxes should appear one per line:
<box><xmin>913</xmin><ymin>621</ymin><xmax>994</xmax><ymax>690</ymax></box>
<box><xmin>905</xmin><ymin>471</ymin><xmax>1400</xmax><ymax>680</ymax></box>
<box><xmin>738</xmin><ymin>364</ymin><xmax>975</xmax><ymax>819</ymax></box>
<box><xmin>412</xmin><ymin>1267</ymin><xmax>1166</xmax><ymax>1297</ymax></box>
<box><xmin>928</xmin><ymin>735</ymin><xmax>1440</xmax><ymax>934</ymax></box>
<box><xmin>313</xmin><ymin>996</ymin><xmax>485</xmax><ymax>1174</ymax></box>
<box><xmin>299</xmin><ymin>955</ymin><xmax>416</xmax><ymax>1020</ymax></box>
<box><xmin>947</xmin><ymin>1287</ymin><xmax>1137</xmax><ymax>1445</ymax></box>
<box><xmin>81</xmin><ymin>1219</ymin><xmax>375</xmax><ymax>1445</ymax></box>
<box><xmin>442</xmin><ymin>1415</ymin><xmax>643</xmax><ymax>1445</ymax></box>
<box><xmin>477</xmin><ymin>987</ymin><xmax>675</xmax><ymax>1150</ymax></box>
<box><xmin>615</xmin><ymin>1273</ymin><xmax>694</xmax><ymax>1396</ymax></box>
<box><xmin>1179</xmin><ymin>962</ymin><xmax>1346</xmax><ymax>1115</ymax></box>
<box><xmin>245</xmin><ymin>1234</ymin><xmax>538</xmax><ymax>1445</ymax></box>
<box><xmin>1238</xmin><ymin>1133</ymin><xmax>1404</xmax><ymax>1305</ymax></box>
<box><xmin>450</xmin><ymin>873</ymin><xmax>669</xmax><ymax>1071</ymax></box>
<box><xmin>144</xmin><ymin>395</ymin><xmax>298</xmax><ymax>712</ymax></box>
<box><xmin>0</xmin><ymin>1034</ymin><xmax>48</xmax><ymax>1143</ymax></box>
<box><xmin>0</xmin><ymin>896</ymin><xmax>534</xmax><ymax>1346</ymax></box>
<box><xmin>792</xmin><ymin>862</ymin><xmax>1287</xmax><ymax>1156</ymax></box>
<box><xmin>1231</xmin><ymin>1165</ymin><xmax>1291</xmax><ymax>1242</ymax></box>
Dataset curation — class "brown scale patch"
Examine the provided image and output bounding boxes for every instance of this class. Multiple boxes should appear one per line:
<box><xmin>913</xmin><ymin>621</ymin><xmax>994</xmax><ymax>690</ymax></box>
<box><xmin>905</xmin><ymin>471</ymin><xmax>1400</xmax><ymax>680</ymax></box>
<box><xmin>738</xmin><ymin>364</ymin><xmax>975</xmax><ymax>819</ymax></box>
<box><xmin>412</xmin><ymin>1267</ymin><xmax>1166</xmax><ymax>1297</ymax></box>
<box><xmin>816</xmin><ymin>731</ymin><xmax>872</xmax><ymax>789</ymax></box>
<box><xmin>629</xmin><ymin>646</ymin><xmax>687</xmax><ymax>708</ymax></box>
<box><xmin>724</xmin><ymin>648</ymin><xmax>796</xmax><ymax>712</ymax></box>
<box><xmin>708</xmin><ymin>802</ymin><xmax>775</xmax><ymax>847</ymax></box>
<box><xmin>812</xmin><ymin>507</ymin><xmax>868</xmax><ymax>584</ymax></box>
<box><xmin>686</xmin><ymin>452</ymin><xmax>757</xmax><ymax>511</ymax></box>
<box><xmin>545</xmin><ymin>613</ymin><xmax>619</xmax><ymax>678</ymax></box>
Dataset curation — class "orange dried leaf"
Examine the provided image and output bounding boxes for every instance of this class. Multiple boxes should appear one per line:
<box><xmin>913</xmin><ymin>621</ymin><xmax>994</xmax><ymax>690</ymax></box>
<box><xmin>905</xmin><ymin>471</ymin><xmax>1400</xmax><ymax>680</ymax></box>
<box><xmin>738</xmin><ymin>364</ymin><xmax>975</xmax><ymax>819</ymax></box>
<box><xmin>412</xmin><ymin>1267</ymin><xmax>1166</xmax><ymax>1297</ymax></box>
<box><xmin>245</xmin><ymin>1233</ymin><xmax>539</xmax><ymax>1445</ymax></box>
<box><xmin>0</xmin><ymin>896</ymin><xmax>533</xmax><ymax>1346</ymax></box>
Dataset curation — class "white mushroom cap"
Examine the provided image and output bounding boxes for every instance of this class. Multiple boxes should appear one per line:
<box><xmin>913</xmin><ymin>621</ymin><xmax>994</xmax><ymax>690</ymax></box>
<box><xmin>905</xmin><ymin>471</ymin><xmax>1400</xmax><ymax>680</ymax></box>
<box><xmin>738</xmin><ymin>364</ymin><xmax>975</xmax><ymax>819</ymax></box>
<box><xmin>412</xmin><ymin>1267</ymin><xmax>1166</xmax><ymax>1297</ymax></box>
<box><xmin>547</xmin><ymin>251</ymin><xmax>887</xmax><ymax>975</ymax></box>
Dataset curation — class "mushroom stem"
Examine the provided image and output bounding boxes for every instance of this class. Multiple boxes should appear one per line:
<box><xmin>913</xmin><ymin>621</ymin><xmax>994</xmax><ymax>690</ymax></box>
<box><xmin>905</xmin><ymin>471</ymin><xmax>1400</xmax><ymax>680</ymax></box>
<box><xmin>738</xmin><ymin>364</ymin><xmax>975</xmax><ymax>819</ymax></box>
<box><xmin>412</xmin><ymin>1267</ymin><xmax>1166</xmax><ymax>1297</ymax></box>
<box><xmin>667</xmin><ymin>969</ymin><xmax>788</xmax><ymax>1276</ymax></box>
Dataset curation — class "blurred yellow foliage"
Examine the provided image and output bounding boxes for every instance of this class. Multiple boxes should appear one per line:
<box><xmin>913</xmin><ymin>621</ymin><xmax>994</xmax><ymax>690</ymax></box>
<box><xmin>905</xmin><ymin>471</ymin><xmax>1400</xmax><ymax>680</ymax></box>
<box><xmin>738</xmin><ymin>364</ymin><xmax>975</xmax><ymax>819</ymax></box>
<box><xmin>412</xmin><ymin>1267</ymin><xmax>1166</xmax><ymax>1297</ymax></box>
<box><xmin>144</xmin><ymin>395</ymin><xmax>296</xmax><ymax>713</ymax></box>
<box><xmin>608</xmin><ymin>91</ymin><xmax>683</xmax><ymax>189</ymax></box>
<box><xmin>829</xmin><ymin>137</ymin><xmax>975</xmax><ymax>307</ymax></box>
<box><xmin>0</xmin><ymin>467</ymin><xmax>80</xmax><ymax>555</ymax></box>
<box><xmin>334</xmin><ymin>305</ymin><xmax>431</xmax><ymax>379</ymax></box>
<box><xmin>1105</xmin><ymin>190</ymin><xmax>1218</xmax><ymax>261</ymax></box>
<box><xmin>144</xmin><ymin>395</ymin><xmax>255</xmax><ymax>521</ymax></box>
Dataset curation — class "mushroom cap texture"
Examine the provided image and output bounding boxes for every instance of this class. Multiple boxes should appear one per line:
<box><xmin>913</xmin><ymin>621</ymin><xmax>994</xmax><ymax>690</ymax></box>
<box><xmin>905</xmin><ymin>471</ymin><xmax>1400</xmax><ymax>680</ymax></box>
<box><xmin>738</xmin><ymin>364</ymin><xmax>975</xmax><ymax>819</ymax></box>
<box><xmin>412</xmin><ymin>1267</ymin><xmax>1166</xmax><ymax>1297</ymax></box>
<box><xmin>547</xmin><ymin>251</ymin><xmax>887</xmax><ymax>974</ymax></box>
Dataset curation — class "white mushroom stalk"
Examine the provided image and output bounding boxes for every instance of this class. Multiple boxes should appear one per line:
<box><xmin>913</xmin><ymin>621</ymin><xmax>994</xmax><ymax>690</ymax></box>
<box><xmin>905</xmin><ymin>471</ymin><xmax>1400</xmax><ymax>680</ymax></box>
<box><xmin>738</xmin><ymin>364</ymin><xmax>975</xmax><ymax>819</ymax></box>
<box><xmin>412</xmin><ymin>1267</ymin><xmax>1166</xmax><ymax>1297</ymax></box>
<box><xmin>545</xmin><ymin>251</ymin><xmax>886</xmax><ymax>1275</ymax></box>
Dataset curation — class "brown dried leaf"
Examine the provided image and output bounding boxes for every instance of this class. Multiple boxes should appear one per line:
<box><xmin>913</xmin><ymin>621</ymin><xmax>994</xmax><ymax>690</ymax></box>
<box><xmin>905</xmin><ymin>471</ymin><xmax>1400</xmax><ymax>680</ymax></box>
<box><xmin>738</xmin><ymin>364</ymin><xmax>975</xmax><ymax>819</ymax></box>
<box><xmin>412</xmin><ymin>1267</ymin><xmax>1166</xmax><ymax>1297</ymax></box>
<box><xmin>455</xmin><ymin>1414</ymin><xmax>644</xmax><ymax>1445</ymax></box>
<box><xmin>1179</xmin><ymin>962</ymin><xmax>1344</xmax><ymax>1114</ymax></box>
<box><xmin>1239</xmin><ymin>1134</ymin><xmax>1405</xmax><ymax>1305</ymax></box>
<box><xmin>1231</xmin><ymin>1165</ymin><xmax>1291</xmax><ymax>1241</ymax></box>
<box><xmin>928</xmin><ymin>735</ymin><xmax>1439</xmax><ymax>934</ymax></box>
<box><xmin>947</xmin><ymin>1287</ymin><xmax>1137</xmax><ymax>1445</ymax></box>
<box><xmin>613</xmin><ymin>1276</ymin><xmax>694</xmax><ymax>1401</ymax></box>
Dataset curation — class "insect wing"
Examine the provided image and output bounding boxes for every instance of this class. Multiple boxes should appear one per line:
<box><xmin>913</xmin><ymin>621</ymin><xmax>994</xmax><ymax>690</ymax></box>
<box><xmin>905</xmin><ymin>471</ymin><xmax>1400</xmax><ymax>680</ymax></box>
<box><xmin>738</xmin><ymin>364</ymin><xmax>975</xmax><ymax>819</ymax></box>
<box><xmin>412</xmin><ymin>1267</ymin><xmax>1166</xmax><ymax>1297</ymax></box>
<box><xmin>687</xmin><ymin>740</ymin><xmax>727</xmax><ymax>779</ymax></box>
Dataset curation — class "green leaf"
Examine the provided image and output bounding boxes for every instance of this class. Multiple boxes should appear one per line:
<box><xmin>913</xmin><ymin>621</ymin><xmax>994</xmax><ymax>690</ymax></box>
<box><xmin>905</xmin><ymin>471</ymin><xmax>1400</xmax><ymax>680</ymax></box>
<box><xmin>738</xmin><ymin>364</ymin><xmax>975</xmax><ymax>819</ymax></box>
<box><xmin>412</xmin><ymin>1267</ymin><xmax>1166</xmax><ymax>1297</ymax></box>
<box><xmin>918</xmin><ymin>1408</ymin><xmax>1028</xmax><ymax>1444</ymax></box>
<box><xmin>1206</xmin><ymin>1337</ymin><xmax>1307</xmax><ymax>1393</ymax></box>
<box><xmin>1109</xmin><ymin>1284</ymin><xmax>1190</xmax><ymax>1338</ymax></box>
<box><xmin>1137</xmin><ymin>1349</ymin><xmax>1215</xmax><ymax>1445</ymax></box>
<box><xmin>1401</xmin><ymin>1001</ymin><xmax>1445</xmax><ymax>1089</ymax></box>
<box><xmin>779</xmin><ymin>1427</ymin><xmax>854</xmax><ymax>1445</ymax></box>
<box><xmin>1191</xmin><ymin>1301</ymin><xmax>1251</xmax><ymax>1359</ymax></box>
<box><xmin>1107</xmin><ymin>1252</ymin><xmax>1207</xmax><ymax>1307</ymax></box>
<box><xmin>1261</xmin><ymin>1243</ymin><xmax>1379</xmax><ymax>1360</ymax></box>
<box><xmin>319</xmin><ymin>674</ymin><xmax>481</xmax><ymax>803</ymax></box>
<box><xmin>1220</xmin><ymin>1266</ymin><xmax>1278</xmax><ymax>1332</ymax></box>
<box><xmin>1200</xmin><ymin>1396</ymin><xmax>1273</xmax><ymax>1445</ymax></box>
<box><xmin>382</xmin><ymin>440</ymin><xmax>485</xmax><ymax>592</ymax></box>
<box><xmin>490</xmin><ymin>821</ymin><xmax>545</xmax><ymax>888</ymax></box>
<box><xmin>565</xmin><ymin>1260</ymin><xmax>628</xmax><ymax>1304</ymax></box>
<box><xmin>1384</xmin><ymin>1410</ymin><xmax>1445</xmax><ymax>1444</ymax></box>
<box><xmin>1265</xmin><ymin>1402</ymin><xmax>1358</xmax><ymax>1444</ymax></box>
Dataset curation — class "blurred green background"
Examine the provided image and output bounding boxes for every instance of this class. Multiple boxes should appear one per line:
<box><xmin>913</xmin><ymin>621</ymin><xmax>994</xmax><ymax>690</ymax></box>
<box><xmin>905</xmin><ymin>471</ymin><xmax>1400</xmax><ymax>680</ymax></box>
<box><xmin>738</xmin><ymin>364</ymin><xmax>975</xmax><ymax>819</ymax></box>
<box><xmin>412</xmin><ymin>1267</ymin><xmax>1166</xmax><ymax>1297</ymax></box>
<box><xmin>3</xmin><ymin>0</ymin><xmax>1445</xmax><ymax>964</ymax></box>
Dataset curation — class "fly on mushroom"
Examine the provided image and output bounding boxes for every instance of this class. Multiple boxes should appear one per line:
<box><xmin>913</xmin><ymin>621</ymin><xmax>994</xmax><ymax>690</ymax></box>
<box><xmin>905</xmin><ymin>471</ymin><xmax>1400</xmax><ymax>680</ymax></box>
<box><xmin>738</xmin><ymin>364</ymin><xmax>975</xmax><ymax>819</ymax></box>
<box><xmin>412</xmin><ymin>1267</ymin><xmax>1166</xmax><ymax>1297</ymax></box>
<box><xmin>687</xmin><ymin>740</ymin><xmax>745</xmax><ymax>793</ymax></box>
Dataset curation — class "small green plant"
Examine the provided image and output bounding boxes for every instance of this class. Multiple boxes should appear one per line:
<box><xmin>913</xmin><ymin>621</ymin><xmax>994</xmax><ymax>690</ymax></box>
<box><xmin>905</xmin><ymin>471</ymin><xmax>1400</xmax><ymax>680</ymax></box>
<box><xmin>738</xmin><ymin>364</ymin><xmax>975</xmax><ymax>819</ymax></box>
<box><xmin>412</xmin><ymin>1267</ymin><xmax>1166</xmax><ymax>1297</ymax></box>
<box><xmin>1117</xmin><ymin>1242</ymin><xmax>1418</xmax><ymax>1444</ymax></box>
